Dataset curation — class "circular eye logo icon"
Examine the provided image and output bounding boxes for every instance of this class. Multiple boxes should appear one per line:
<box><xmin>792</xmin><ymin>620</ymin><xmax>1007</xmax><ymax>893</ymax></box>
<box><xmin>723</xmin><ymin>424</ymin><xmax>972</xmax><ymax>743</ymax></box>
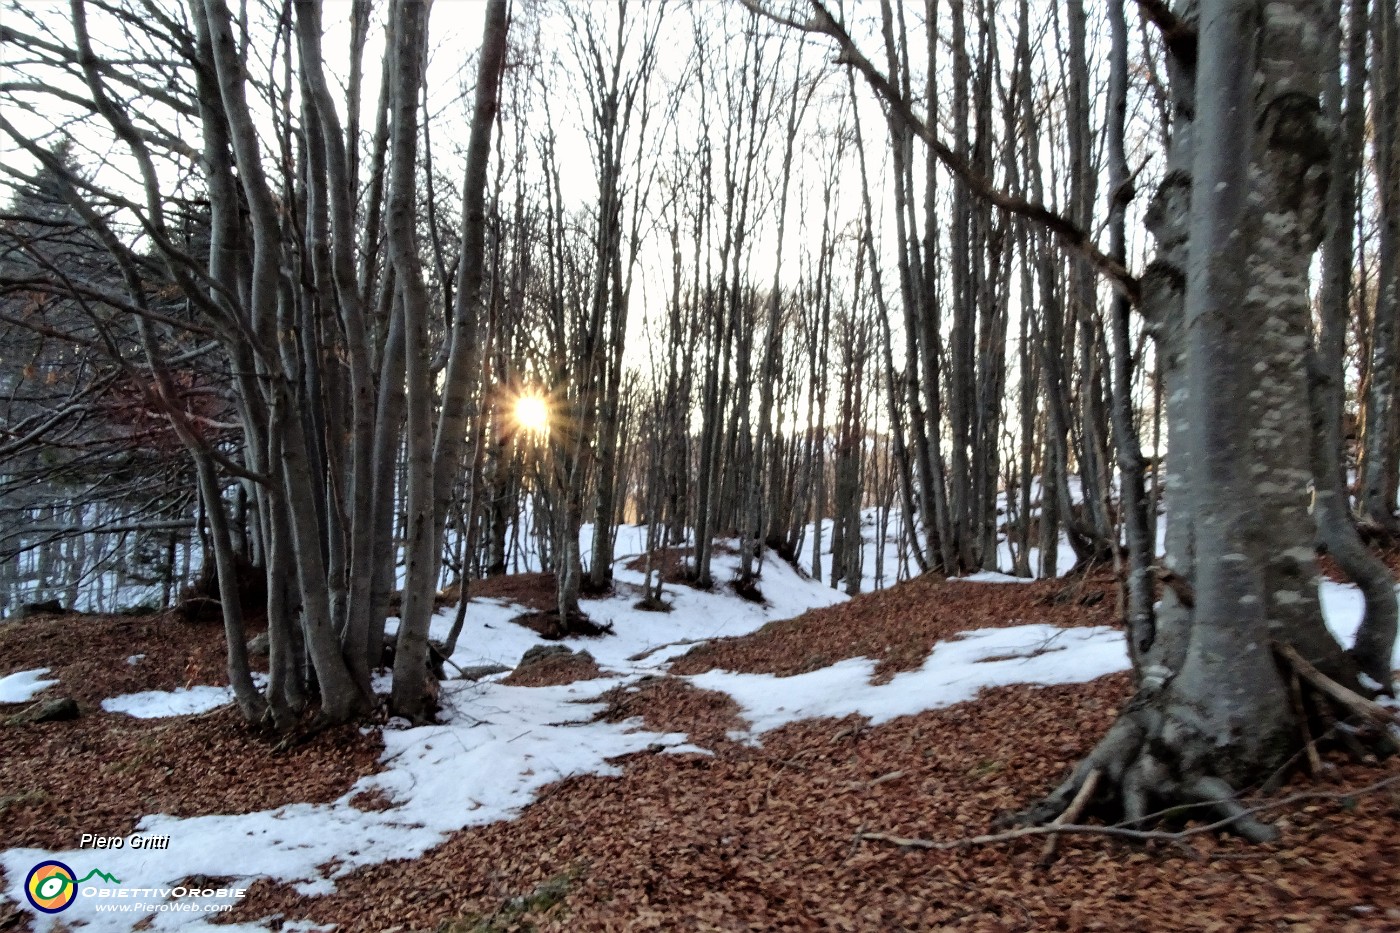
<box><xmin>25</xmin><ymin>861</ymin><xmax>77</xmax><ymax>913</ymax></box>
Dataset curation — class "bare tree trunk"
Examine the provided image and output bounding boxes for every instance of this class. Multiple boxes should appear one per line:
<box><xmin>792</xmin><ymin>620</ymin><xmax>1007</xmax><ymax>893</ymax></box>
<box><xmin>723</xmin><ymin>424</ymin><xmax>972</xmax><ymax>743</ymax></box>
<box><xmin>385</xmin><ymin>0</ymin><xmax>442</xmax><ymax>721</ymax></box>
<box><xmin>1105</xmin><ymin>0</ymin><xmax>1155</xmax><ymax>663</ymax></box>
<box><xmin>1313</xmin><ymin>0</ymin><xmax>1396</xmax><ymax>685</ymax></box>
<box><xmin>1024</xmin><ymin>0</ymin><xmax>1368</xmax><ymax>838</ymax></box>
<box><xmin>201</xmin><ymin>0</ymin><xmax>365</xmax><ymax>723</ymax></box>
<box><xmin>389</xmin><ymin>0</ymin><xmax>507</xmax><ymax>720</ymax></box>
<box><xmin>294</xmin><ymin>0</ymin><xmax>380</xmax><ymax>690</ymax></box>
<box><xmin>1360</xmin><ymin>0</ymin><xmax>1400</xmax><ymax>534</ymax></box>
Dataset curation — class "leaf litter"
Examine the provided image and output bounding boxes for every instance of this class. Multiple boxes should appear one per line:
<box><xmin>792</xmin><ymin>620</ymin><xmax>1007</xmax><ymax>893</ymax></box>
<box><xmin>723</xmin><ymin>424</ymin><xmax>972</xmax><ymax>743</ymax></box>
<box><xmin>3</xmin><ymin>562</ymin><xmax>1399</xmax><ymax>931</ymax></box>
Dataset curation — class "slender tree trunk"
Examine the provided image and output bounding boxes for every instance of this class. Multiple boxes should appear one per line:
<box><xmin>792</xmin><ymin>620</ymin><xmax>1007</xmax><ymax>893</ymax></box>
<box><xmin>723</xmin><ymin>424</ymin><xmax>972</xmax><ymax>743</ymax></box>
<box><xmin>1105</xmin><ymin>0</ymin><xmax>1155</xmax><ymax>663</ymax></box>
<box><xmin>1313</xmin><ymin>0</ymin><xmax>1396</xmax><ymax>685</ymax></box>
<box><xmin>1361</xmin><ymin>0</ymin><xmax>1400</xmax><ymax>534</ymax></box>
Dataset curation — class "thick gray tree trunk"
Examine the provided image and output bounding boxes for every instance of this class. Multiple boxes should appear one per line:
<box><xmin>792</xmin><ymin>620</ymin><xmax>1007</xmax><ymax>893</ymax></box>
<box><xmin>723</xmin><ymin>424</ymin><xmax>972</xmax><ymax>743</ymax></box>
<box><xmin>1026</xmin><ymin>0</ymin><xmax>1376</xmax><ymax>836</ymax></box>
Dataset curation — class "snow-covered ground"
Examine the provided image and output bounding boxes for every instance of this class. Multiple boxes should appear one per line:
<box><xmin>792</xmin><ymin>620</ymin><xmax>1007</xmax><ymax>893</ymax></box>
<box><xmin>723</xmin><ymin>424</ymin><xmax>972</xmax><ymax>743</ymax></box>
<box><xmin>692</xmin><ymin>623</ymin><xmax>1127</xmax><ymax>739</ymax></box>
<box><xmin>4</xmin><ymin>523</ymin><xmax>1397</xmax><ymax>931</ymax></box>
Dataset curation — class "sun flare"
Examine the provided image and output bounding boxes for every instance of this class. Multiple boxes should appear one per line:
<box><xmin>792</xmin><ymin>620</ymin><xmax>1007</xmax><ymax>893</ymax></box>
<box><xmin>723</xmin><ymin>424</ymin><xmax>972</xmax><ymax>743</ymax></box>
<box><xmin>514</xmin><ymin>394</ymin><xmax>549</xmax><ymax>435</ymax></box>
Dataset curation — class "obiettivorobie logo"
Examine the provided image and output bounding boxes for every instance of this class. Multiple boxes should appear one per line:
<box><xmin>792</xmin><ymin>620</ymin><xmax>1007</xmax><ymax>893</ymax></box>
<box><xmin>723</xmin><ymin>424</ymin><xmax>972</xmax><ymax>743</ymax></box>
<box><xmin>22</xmin><ymin>859</ymin><xmax>246</xmax><ymax>917</ymax></box>
<box><xmin>24</xmin><ymin>861</ymin><xmax>120</xmax><ymax>913</ymax></box>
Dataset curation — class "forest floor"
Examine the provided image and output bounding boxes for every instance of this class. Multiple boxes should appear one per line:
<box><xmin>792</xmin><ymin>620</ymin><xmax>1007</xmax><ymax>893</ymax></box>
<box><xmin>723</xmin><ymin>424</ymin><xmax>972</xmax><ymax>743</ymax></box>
<box><xmin>2</xmin><ymin>565</ymin><xmax>1400</xmax><ymax>931</ymax></box>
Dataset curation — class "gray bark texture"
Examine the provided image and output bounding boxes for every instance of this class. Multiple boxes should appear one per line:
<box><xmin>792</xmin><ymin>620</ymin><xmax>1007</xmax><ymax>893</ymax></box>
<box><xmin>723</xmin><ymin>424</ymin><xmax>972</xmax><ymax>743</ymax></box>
<box><xmin>1024</xmin><ymin>0</ymin><xmax>1383</xmax><ymax>838</ymax></box>
<box><xmin>390</xmin><ymin>0</ymin><xmax>508</xmax><ymax>721</ymax></box>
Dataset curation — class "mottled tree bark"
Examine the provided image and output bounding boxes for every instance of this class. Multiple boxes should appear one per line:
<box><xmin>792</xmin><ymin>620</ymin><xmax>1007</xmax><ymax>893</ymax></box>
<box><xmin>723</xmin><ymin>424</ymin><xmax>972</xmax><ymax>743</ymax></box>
<box><xmin>1026</xmin><ymin>0</ymin><xmax>1368</xmax><ymax>836</ymax></box>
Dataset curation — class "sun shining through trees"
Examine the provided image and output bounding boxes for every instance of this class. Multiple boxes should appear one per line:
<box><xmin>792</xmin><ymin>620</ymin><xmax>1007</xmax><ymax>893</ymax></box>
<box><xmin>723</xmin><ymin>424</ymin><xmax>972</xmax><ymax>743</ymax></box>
<box><xmin>513</xmin><ymin>393</ymin><xmax>550</xmax><ymax>437</ymax></box>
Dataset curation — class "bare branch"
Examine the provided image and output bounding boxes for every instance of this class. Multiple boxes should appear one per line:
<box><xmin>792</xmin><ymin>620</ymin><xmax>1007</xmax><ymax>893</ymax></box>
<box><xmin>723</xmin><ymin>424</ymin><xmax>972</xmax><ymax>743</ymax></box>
<box><xmin>1276</xmin><ymin>642</ymin><xmax>1400</xmax><ymax>725</ymax></box>
<box><xmin>1133</xmin><ymin>0</ymin><xmax>1198</xmax><ymax>66</ymax></box>
<box><xmin>738</xmin><ymin>0</ymin><xmax>1142</xmax><ymax>304</ymax></box>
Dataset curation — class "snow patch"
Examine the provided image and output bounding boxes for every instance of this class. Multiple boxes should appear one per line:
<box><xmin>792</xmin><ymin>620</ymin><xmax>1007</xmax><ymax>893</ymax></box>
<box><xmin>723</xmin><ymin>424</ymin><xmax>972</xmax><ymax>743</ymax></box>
<box><xmin>1320</xmin><ymin>579</ymin><xmax>1400</xmax><ymax>672</ymax></box>
<box><xmin>0</xmin><ymin>667</ymin><xmax>57</xmax><ymax>703</ymax></box>
<box><xmin>961</xmin><ymin>571</ymin><xmax>1037</xmax><ymax>584</ymax></box>
<box><xmin>101</xmin><ymin>685</ymin><xmax>239</xmax><ymax>718</ymax></box>
<box><xmin>688</xmin><ymin>624</ymin><xmax>1129</xmax><ymax>738</ymax></box>
<box><xmin>102</xmin><ymin>675</ymin><xmax>269</xmax><ymax>718</ymax></box>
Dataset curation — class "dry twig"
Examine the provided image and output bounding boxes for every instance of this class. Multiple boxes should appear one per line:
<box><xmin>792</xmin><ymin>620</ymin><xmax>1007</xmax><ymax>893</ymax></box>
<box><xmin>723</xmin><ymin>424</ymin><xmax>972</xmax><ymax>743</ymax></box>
<box><xmin>1275</xmin><ymin>643</ymin><xmax>1400</xmax><ymax>727</ymax></box>
<box><xmin>1040</xmin><ymin>768</ymin><xmax>1101</xmax><ymax>864</ymax></box>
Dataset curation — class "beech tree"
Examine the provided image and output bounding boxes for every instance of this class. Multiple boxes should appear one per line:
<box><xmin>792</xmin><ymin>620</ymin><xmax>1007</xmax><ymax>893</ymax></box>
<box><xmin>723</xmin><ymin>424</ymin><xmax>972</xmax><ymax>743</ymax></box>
<box><xmin>1021</xmin><ymin>0</ymin><xmax>1355</xmax><ymax>830</ymax></box>
<box><xmin>1024</xmin><ymin>0</ymin><xmax>1398</xmax><ymax>829</ymax></box>
<box><xmin>749</xmin><ymin>0</ymin><xmax>1398</xmax><ymax>835</ymax></box>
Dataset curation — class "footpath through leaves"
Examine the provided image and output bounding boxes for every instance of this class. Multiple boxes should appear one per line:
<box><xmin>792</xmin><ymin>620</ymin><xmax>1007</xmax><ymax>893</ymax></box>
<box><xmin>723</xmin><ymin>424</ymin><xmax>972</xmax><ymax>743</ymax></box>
<box><xmin>2</xmin><ymin>563</ymin><xmax>1398</xmax><ymax>931</ymax></box>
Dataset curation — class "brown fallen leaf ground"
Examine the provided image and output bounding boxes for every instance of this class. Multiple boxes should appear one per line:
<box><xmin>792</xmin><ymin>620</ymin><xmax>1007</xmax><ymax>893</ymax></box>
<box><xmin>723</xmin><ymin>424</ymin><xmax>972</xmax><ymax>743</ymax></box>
<box><xmin>4</xmin><ymin>571</ymin><xmax>1400</xmax><ymax>932</ymax></box>
<box><xmin>0</xmin><ymin>609</ymin><xmax>383</xmax><ymax>933</ymax></box>
<box><xmin>220</xmin><ymin>670</ymin><xmax>1400</xmax><ymax>933</ymax></box>
<box><xmin>0</xmin><ymin>609</ymin><xmax>265</xmax><ymax>710</ymax></box>
<box><xmin>500</xmin><ymin>651</ymin><xmax>607</xmax><ymax>687</ymax></box>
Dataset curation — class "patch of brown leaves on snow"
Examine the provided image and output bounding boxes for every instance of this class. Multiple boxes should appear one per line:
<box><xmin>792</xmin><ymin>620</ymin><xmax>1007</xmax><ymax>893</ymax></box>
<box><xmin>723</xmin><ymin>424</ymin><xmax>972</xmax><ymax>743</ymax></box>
<box><xmin>499</xmin><ymin>652</ymin><xmax>607</xmax><ymax>687</ymax></box>
<box><xmin>670</xmin><ymin>571</ymin><xmax>1119</xmax><ymax>683</ymax></box>
<box><xmin>452</xmin><ymin>572</ymin><xmax>559</xmax><ymax>614</ymax></box>
<box><xmin>593</xmin><ymin>676</ymin><xmax>747</xmax><ymax>750</ymax></box>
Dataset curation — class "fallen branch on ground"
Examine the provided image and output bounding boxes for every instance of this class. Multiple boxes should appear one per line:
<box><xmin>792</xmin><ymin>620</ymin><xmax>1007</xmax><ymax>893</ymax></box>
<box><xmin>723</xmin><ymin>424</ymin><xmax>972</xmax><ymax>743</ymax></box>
<box><xmin>626</xmin><ymin>638</ymin><xmax>705</xmax><ymax>662</ymax></box>
<box><xmin>1275</xmin><ymin>642</ymin><xmax>1400</xmax><ymax>728</ymax></box>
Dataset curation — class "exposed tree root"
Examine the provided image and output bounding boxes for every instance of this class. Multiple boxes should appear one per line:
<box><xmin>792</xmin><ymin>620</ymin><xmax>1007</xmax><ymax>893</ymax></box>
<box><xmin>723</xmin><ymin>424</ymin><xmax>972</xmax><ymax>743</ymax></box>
<box><xmin>763</xmin><ymin>534</ymin><xmax>799</xmax><ymax>566</ymax></box>
<box><xmin>998</xmin><ymin>645</ymin><xmax>1399</xmax><ymax>854</ymax></box>
<box><xmin>1003</xmin><ymin>700</ymin><xmax>1283</xmax><ymax>845</ymax></box>
<box><xmin>731</xmin><ymin>577</ymin><xmax>765</xmax><ymax>604</ymax></box>
<box><xmin>579</xmin><ymin>574</ymin><xmax>613</xmax><ymax>598</ymax></box>
<box><xmin>856</xmin><ymin>773</ymin><xmax>1400</xmax><ymax>856</ymax></box>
